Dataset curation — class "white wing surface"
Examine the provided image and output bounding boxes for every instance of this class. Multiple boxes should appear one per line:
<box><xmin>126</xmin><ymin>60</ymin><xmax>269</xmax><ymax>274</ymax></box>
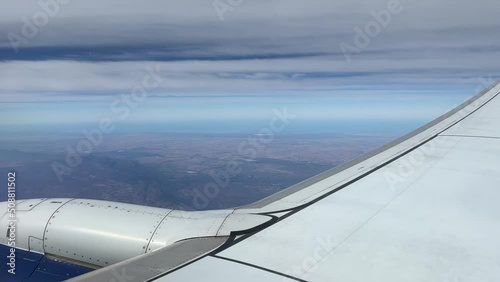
<box><xmin>70</xmin><ymin>81</ymin><xmax>500</xmax><ymax>282</ymax></box>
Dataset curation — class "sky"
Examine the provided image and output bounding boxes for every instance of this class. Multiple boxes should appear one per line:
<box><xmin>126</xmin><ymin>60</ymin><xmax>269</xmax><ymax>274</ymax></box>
<box><xmin>1</xmin><ymin>0</ymin><xmax>499</xmax><ymax>133</ymax></box>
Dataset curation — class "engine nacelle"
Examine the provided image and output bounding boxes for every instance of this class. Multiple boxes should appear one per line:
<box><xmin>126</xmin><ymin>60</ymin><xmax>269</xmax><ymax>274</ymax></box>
<box><xmin>0</xmin><ymin>198</ymin><xmax>269</xmax><ymax>267</ymax></box>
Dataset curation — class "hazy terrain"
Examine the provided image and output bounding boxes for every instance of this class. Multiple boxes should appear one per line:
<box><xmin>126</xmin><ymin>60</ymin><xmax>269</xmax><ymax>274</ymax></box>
<box><xmin>0</xmin><ymin>131</ymin><xmax>396</xmax><ymax>210</ymax></box>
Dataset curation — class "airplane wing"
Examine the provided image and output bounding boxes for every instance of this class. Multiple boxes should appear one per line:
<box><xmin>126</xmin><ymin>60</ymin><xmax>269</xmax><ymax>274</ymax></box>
<box><xmin>66</xmin><ymin>80</ymin><xmax>500</xmax><ymax>282</ymax></box>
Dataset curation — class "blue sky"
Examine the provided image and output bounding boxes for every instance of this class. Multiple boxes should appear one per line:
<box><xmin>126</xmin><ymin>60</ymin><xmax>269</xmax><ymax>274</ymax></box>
<box><xmin>1</xmin><ymin>0</ymin><xmax>499</xmax><ymax>135</ymax></box>
<box><xmin>0</xmin><ymin>91</ymin><xmax>472</xmax><ymax>136</ymax></box>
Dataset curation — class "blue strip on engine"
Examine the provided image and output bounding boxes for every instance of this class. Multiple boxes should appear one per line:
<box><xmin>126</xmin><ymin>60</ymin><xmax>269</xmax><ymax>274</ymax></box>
<box><xmin>0</xmin><ymin>244</ymin><xmax>94</xmax><ymax>282</ymax></box>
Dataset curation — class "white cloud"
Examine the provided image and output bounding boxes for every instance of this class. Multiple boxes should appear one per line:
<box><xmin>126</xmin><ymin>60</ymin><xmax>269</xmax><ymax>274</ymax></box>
<box><xmin>0</xmin><ymin>0</ymin><xmax>498</xmax><ymax>102</ymax></box>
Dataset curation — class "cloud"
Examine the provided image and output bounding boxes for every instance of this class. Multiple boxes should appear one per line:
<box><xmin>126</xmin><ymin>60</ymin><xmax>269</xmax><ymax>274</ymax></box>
<box><xmin>0</xmin><ymin>0</ymin><xmax>498</xmax><ymax>102</ymax></box>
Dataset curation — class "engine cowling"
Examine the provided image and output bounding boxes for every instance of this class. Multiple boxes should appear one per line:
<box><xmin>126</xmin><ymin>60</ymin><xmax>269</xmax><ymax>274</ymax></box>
<box><xmin>0</xmin><ymin>198</ymin><xmax>270</xmax><ymax>267</ymax></box>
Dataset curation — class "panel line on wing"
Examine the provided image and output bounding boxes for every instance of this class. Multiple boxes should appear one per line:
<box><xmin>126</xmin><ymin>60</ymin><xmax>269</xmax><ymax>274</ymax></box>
<box><xmin>211</xmin><ymin>255</ymin><xmax>307</xmax><ymax>282</ymax></box>
<box><xmin>439</xmin><ymin>134</ymin><xmax>500</xmax><ymax>140</ymax></box>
